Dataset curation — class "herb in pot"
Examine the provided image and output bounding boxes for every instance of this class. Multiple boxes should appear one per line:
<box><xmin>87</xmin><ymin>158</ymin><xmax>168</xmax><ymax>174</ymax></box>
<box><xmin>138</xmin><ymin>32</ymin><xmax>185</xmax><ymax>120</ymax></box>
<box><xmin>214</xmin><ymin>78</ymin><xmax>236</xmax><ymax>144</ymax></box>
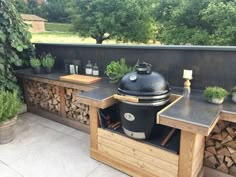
<box><xmin>105</xmin><ymin>58</ymin><xmax>133</xmax><ymax>83</ymax></box>
<box><xmin>30</xmin><ymin>57</ymin><xmax>41</xmax><ymax>74</ymax></box>
<box><xmin>41</xmin><ymin>53</ymin><xmax>55</xmax><ymax>73</ymax></box>
<box><xmin>204</xmin><ymin>87</ymin><xmax>229</xmax><ymax>104</ymax></box>
<box><xmin>0</xmin><ymin>90</ymin><xmax>21</xmax><ymax>144</ymax></box>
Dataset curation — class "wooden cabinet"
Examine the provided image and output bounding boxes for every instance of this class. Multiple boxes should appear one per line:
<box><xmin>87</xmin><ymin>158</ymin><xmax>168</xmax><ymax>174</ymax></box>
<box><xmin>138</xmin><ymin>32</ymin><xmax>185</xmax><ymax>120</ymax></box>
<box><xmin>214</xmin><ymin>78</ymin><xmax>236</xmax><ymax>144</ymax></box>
<box><xmin>97</xmin><ymin>128</ymin><xmax>179</xmax><ymax>177</ymax></box>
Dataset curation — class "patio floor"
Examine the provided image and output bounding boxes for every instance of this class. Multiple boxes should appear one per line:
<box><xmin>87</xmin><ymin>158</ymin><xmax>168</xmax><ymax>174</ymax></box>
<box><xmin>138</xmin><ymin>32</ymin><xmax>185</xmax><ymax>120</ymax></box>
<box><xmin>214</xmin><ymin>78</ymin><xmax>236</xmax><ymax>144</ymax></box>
<box><xmin>0</xmin><ymin>113</ymin><xmax>129</xmax><ymax>177</ymax></box>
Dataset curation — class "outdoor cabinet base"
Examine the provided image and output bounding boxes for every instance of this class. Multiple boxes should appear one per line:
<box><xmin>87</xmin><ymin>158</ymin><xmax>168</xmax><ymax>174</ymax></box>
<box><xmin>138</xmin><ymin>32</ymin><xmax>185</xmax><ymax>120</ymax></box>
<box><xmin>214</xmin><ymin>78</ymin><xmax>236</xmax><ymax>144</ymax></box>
<box><xmin>89</xmin><ymin>106</ymin><xmax>205</xmax><ymax>177</ymax></box>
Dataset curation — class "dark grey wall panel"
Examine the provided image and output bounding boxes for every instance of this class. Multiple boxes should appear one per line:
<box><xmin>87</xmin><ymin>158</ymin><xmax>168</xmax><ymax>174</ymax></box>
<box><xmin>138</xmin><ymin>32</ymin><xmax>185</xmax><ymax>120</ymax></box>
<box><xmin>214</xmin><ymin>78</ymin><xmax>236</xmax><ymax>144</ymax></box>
<box><xmin>35</xmin><ymin>43</ymin><xmax>236</xmax><ymax>90</ymax></box>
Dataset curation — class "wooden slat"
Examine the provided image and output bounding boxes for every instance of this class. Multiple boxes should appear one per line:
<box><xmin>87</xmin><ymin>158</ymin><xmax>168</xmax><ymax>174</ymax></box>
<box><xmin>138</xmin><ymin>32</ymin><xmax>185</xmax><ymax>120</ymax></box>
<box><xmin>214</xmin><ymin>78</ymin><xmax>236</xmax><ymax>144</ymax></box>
<box><xmin>90</xmin><ymin>106</ymin><xmax>99</xmax><ymax>150</ymax></box>
<box><xmin>28</xmin><ymin>105</ymin><xmax>89</xmax><ymax>133</ymax></box>
<box><xmin>91</xmin><ymin>148</ymin><xmax>155</xmax><ymax>177</ymax></box>
<box><xmin>22</xmin><ymin>79</ymin><xmax>30</xmax><ymax>106</ymax></box>
<box><xmin>159</xmin><ymin>116</ymin><xmax>220</xmax><ymax>136</ymax></box>
<box><xmin>59</xmin><ymin>86</ymin><xmax>66</xmax><ymax>117</ymax></box>
<box><xmin>98</xmin><ymin>128</ymin><xmax>179</xmax><ymax>165</ymax></box>
<box><xmin>220</xmin><ymin>111</ymin><xmax>236</xmax><ymax>123</ymax></box>
<box><xmin>113</xmin><ymin>94</ymin><xmax>139</xmax><ymax>103</ymax></box>
<box><xmin>98</xmin><ymin>136</ymin><xmax>178</xmax><ymax>175</ymax></box>
<box><xmin>178</xmin><ymin>131</ymin><xmax>205</xmax><ymax>177</ymax></box>
<box><xmin>98</xmin><ymin>143</ymin><xmax>177</xmax><ymax>177</ymax></box>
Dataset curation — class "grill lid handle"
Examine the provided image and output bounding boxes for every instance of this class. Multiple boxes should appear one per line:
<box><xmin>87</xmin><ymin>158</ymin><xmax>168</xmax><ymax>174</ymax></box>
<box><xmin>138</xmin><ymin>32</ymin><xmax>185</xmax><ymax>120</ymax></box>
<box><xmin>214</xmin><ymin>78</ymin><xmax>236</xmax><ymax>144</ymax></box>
<box><xmin>113</xmin><ymin>94</ymin><xmax>139</xmax><ymax>103</ymax></box>
<box><xmin>136</xmin><ymin>62</ymin><xmax>152</xmax><ymax>74</ymax></box>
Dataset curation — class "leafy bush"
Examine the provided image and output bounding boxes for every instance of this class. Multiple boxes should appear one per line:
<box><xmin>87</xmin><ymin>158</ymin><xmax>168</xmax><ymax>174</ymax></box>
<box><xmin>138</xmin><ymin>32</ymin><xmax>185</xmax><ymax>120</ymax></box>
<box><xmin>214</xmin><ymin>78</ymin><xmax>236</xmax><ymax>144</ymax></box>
<box><xmin>30</xmin><ymin>57</ymin><xmax>41</xmax><ymax>68</ymax></box>
<box><xmin>41</xmin><ymin>54</ymin><xmax>55</xmax><ymax>68</ymax></box>
<box><xmin>0</xmin><ymin>0</ymin><xmax>34</xmax><ymax>92</ymax></box>
<box><xmin>0</xmin><ymin>90</ymin><xmax>21</xmax><ymax>122</ymax></box>
<box><xmin>204</xmin><ymin>87</ymin><xmax>229</xmax><ymax>100</ymax></box>
<box><xmin>105</xmin><ymin>58</ymin><xmax>133</xmax><ymax>83</ymax></box>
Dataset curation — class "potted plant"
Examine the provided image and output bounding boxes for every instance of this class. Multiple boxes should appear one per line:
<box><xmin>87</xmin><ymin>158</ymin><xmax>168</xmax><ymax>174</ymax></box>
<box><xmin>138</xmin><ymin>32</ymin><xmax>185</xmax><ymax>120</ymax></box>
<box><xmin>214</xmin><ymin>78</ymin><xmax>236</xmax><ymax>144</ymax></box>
<box><xmin>105</xmin><ymin>58</ymin><xmax>133</xmax><ymax>83</ymax></box>
<box><xmin>231</xmin><ymin>86</ymin><xmax>236</xmax><ymax>103</ymax></box>
<box><xmin>0</xmin><ymin>90</ymin><xmax>21</xmax><ymax>144</ymax></box>
<box><xmin>30</xmin><ymin>57</ymin><xmax>41</xmax><ymax>74</ymax></box>
<box><xmin>41</xmin><ymin>53</ymin><xmax>55</xmax><ymax>73</ymax></box>
<box><xmin>204</xmin><ymin>87</ymin><xmax>229</xmax><ymax>104</ymax></box>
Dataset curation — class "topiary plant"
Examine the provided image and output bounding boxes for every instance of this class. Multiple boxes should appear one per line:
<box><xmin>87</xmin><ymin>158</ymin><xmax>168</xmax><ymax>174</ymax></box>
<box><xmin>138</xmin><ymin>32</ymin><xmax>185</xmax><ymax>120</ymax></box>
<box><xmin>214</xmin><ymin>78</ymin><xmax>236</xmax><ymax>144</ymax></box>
<box><xmin>30</xmin><ymin>57</ymin><xmax>41</xmax><ymax>68</ymax></box>
<box><xmin>41</xmin><ymin>53</ymin><xmax>55</xmax><ymax>69</ymax></box>
<box><xmin>30</xmin><ymin>57</ymin><xmax>41</xmax><ymax>74</ymax></box>
<box><xmin>0</xmin><ymin>90</ymin><xmax>21</xmax><ymax>122</ymax></box>
<box><xmin>0</xmin><ymin>0</ymin><xmax>34</xmax><ymax>92</ymax></box>
<box><xmin>204</xmin><ymin>87</ymin><xmax>229</xmax><ymax>104</ymax></box>
<box><xmin>105</xmin><ymin>58</ymin><xmax>133</xmax><ymax>83</ymax></box>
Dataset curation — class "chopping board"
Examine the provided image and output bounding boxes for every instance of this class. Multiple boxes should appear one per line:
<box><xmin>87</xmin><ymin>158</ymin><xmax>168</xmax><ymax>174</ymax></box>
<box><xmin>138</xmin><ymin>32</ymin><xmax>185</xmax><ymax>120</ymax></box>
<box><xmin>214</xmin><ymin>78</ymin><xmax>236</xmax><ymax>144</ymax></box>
<box><xmin>59</xmin><ymin>74</ymin><xmax>102</xmax><ymax>84</ymax></box>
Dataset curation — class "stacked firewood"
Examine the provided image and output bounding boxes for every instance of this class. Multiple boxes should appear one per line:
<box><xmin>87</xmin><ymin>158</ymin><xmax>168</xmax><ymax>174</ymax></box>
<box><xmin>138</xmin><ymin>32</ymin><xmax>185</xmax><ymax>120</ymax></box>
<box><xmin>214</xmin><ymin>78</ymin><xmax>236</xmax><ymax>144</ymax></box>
<box><xmin>204</xmin><ymin>120</ymin><xmax>236</xmax><ymax>176</ymax></box>
<box><xmin>65</xmin><ymin>88</ymin><xmax>90</xmax><ymax>125</ymax></box>
<box><xmin>25</xmin><ymin>80</ymin><xmax>60</xmax><ymax>113</ymax></box>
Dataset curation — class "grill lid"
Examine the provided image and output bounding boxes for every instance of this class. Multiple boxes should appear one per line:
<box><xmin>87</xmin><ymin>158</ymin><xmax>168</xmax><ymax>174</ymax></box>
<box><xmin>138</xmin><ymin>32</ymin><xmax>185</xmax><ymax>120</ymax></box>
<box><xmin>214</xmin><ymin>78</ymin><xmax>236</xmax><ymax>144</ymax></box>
<box><xmin>118</xmin><ymin>63</ymin><xmax>170</xmax><ymax>96</ymax></box>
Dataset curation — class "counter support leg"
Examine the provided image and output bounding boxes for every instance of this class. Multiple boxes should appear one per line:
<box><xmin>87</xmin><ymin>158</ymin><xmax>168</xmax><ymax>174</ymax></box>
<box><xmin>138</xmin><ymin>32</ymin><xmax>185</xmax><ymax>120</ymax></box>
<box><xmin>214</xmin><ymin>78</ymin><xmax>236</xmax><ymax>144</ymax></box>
<box><xmin>178</xmin><ymin>130</ymin><xmax>205</xmax><ymax>177</ymax></box>
<box><xmin>89</xmin><ymin>106</ymin><xmax>99</xmax><ymax>151</ymax></box>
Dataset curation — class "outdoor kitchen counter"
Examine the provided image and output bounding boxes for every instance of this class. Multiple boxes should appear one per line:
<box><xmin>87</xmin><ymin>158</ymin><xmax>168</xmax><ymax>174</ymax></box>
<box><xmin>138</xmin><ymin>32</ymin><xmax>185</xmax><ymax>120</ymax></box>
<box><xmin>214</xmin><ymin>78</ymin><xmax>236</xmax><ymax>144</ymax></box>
<box><xmin>16</xmin><ymin>68</ymin><xmax>118</xmax><ymax>132</ymax></box>
<box><xmin>16</xmin><ymin>68</ymin><xmax>117</xmax><ymax>91</ymax></box>
<box><xmin>16</xmin><ymin>69</ymin><xmax>236</xmax><ymax>136</ymax></box>
<box><xmin>78</xmin><ymin>85</ymin><xmax>236</xmax><ymax>136</ymax></box>
<box><xmin>17</xmin><ymin>69</ymin><xmax>236</xmax><ymax>177</ymax></box>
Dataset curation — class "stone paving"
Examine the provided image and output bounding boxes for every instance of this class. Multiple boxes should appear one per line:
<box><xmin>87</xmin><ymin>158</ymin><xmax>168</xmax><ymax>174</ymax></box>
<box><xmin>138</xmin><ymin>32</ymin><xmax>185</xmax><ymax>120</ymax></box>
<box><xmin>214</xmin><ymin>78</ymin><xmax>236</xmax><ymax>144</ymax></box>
<box><xmin>0</xmin><ymin>113</ymin><xmax>128</xmax><ymax>177</ymax></box>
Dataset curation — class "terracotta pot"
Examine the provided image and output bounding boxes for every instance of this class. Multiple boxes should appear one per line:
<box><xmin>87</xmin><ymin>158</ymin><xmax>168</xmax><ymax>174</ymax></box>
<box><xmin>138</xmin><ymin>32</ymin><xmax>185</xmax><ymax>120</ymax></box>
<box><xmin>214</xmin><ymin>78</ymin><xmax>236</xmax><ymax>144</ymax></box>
<box><xmin>232</xmin><ymin>93</ymin><xmax>236</xmax><ymax>103</ymax></box>
<box><xmin>32</xmin><ymin>67</ymin><xmax>41</xmax><ymax>74</ymax></box>
<box><xmin>0</xmin><ymin>116</ymin><xmax>17</xmax><ymax>144</ymax></box>
<box><xmin>208</xmin><ymin>98</ymin><xmax>224</xmax><ymax>104</ymax></box>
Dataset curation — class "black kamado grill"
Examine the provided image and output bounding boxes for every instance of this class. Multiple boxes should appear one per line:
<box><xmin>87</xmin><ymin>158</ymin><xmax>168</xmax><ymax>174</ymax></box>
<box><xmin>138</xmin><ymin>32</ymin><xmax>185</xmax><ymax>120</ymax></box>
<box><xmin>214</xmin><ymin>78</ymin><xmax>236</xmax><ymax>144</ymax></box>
<box><xmin>114</xmin><ymin>63</ymin><xmax>170</xmax><ymax>140</ymax></box>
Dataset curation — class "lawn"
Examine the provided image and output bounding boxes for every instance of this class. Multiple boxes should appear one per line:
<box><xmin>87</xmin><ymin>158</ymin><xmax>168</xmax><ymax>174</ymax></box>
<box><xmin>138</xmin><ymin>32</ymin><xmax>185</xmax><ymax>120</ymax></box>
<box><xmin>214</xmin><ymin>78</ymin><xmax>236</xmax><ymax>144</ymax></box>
<box><xmin>31</xmin><ymin>32</ymin><xmax>118</xmax><ymax>44</ymax></box>
<box><xmin>31</xmin><ymin>22</ymin><xmax>160</xmax><ymax>44</ymax></box>
<box><xmin>45</xmin><ymin>22</ymin><xmax>73</xmax><ymax>32</ymax></box>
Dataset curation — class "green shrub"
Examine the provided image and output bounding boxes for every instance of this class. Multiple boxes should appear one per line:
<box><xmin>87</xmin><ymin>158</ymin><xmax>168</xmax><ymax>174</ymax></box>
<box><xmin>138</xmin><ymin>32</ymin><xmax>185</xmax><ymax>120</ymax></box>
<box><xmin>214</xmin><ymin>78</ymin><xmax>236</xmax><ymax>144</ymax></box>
<box><xmin>204</xmin><ymin>87</ymin><xmax>229</xmax><ymax>100</ymax></box>
<box><xmin>41</xmin><ymin>54</ymin><xmax>55</xmax><ymax>68</ymax></box>
<box><xmin>0</xmin><ymin>90</ymin><xmax>21</xmax><ymax>122</ymax></box>
<box><xmin>105</xmin><ymin>58</ymin><xmax>133</xmax><ymax>83</ymax></box>
<box><xmin>0</xmin><ymin>0</ymin><xmax>34</xmax><ymax>92</ymax></box>
<box><xmin>30</xmin><ymin>57</ymin><xmax>41</xmax><ymax>68</ymax></box>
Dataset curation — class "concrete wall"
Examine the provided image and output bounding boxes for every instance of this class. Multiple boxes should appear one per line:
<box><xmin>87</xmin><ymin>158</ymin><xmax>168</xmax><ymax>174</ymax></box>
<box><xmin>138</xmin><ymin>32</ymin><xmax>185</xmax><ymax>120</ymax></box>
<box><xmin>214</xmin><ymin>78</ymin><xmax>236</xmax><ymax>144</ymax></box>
<box><xmin>35</xmin><ymin>43</ymin><xmax>236</xmax><ymax>90</ymax></box>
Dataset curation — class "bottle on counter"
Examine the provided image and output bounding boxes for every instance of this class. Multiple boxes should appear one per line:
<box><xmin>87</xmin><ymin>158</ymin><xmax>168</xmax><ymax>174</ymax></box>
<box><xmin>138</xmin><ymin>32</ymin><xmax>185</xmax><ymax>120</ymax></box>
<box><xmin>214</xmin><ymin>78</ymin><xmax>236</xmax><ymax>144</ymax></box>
<box><xmin>85</xmin><ymin>60</ymin><xmax>93</xmax><ymax>75</ymax></box>
<box><xmin>92</xmin><ymin>63</ymin><xmax>99</xmax><ymax>76</ymax></box>
<box><xmin>69</xmin><ymin>64</ymin><xmax>75</xmax><ymax>74</ymax></box>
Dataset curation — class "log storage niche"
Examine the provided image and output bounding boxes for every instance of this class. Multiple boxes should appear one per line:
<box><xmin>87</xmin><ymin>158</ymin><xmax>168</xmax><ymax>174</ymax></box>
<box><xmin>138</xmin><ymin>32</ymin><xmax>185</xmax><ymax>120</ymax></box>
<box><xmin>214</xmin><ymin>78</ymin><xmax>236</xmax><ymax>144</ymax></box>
<box><xmin>204</xmin><ymin>120</ymin><xmax>236</xmax><ymax>176</ymax></box>
<box><xmin>25</xmin><ymin>80</ymin><xmax>60</xmax><ymax>113</ymax></box>
<box><xmin>65</xmin><ymin>88</ymin><xmax>90</xmax><ymax>125</ymax></box>
<box><xmin>21</xmin><ymin>76</ymin><xmax>93</xmax><ymax>133</ymax></box>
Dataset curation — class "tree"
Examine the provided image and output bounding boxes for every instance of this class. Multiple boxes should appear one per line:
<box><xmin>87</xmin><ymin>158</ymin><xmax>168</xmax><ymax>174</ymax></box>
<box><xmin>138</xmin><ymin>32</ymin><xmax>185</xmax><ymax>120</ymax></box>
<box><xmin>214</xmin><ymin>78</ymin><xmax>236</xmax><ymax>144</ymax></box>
<box><xmin>69</xmin><ymin>0</ymin><xmax>156</xmax><ymax>44</ymax></box>
<box><xmin>155</xmin><ymin>0</ymin><xmax>236</xmax><ymax>45</ymax></box>
<box><xmin>14</xmin><ymin>0</ymin><xmax>30</xmax><ymax>14</ymax></box>
<box><xmin>45</xmin><ymin>0</ymin><xmax>71</xmax><ymax>23</ymax></box>
<box><xmin>0</xmin><ymin>0</ymin><xmax>34</xmax><ymax>92</ymax></box>
<box><xmin>14</xmin><ymin>0</ymin><xmax>47</xmax><ymax>19</ymax></box>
